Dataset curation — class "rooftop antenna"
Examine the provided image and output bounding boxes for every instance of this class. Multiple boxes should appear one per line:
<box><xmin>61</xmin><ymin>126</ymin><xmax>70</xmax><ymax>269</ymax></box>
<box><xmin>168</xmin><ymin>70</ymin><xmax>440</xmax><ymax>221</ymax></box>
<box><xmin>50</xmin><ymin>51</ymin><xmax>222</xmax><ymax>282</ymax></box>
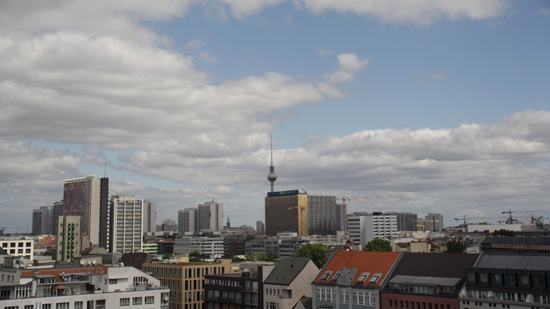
<box><xmin>267</xmin><ymin>133</ymin><xmax>277</xmax><ymax>192</ymax></box>
<box><xmin>103</xmin><ymin>161</ymin><xmax>107</xmax><ymax>178</ymax></box>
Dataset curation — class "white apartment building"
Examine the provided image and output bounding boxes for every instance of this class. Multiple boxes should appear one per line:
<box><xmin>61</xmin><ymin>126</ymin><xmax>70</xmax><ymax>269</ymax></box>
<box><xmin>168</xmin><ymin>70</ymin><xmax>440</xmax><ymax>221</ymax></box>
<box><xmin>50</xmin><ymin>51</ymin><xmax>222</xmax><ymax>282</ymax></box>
<box><xmin>198</xmin><ymin>200</ymin><xmax>224</xmax><ymax>232</ymax></box>
<box><xmin>347</xmin><ymin>212</ymin><xmax>398</xmax><ymax>249</ymax></box>
<box><xmin>0</xmin><ymin>263</ymin><xmax>169</xmax><ymax>308</ymax></box>
<box><xmin>0</xmin><ymin>237</ymin><xmax>34</xmax><ymax>259</ymax></box>
<box><xmin>112</xmin><ymin>195</ymin><xmax>144</xmax><ymax>253</ymax></box>
<box><xmin>174</xmin><ymin>236</ymin><xmax>225</xmax><ymax>258</ymax></box>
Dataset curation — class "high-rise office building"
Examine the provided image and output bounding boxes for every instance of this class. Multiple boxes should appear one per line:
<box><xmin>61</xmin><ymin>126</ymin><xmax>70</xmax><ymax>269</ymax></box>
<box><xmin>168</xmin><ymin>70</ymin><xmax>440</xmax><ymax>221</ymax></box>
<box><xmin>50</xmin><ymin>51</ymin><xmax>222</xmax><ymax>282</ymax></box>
<box><xmin>111</xmin><ymin>195</ymin><xmax>144</xmax><ymax>253</ymax></box>
<box><xmin>143</xmin><ymin>200</ymin><xmax>157</xmax><ymax>233</ymax></box>
<box><xmin>98</xmin><ymin>177</ymin><xmax>110</xmax><ymax>250</ymax></box>
<box><xmin>198</xmin><ymin>200</ymin><xmax>224</xmax><ymax>232</ymax></box>
<box><xmin>387</xmin><ymin>211</ymin><xmax>418</xmax><ymax>231</ymax></box>
<box><xmin>178</xmin><ymin>208</ymin><xmax>197</xmax><ymax>234</ymax></box>
<box><xmin>256</xmin><ymin>220</ymin><xmax>265</xmax><ymax>235</ymax></box>
<box><xmin>52</xmin><ymin>200</ymin><xmax>64</xmax><ymax>237</ymax></box>
<box><xmin>63</xmin><ymin>176</ymin><xmax>104</xmax><ymax>247</ymax></box>
<box><xmin>308</xmin><ymin>195</ymin><xmax>346</xmax><ymax>235</ymax></box>
<box><xmin>32</xmin><ymin>206</ymin><xmax>51</xmax><ymax>235</ymax></box>
<box><xmin>424</xmin><ymin>213</ymin><xmax>444</xmax><ymax>232</ymax></box>
<box><xmin>347</xmin><ymin>212</ymin><xmax>398</xmax><ymax>248</ymax></box>
<box><xmin>265</xmin><ymin>190</ymin><xmax>309</xmax><ymax>236</ymax></box>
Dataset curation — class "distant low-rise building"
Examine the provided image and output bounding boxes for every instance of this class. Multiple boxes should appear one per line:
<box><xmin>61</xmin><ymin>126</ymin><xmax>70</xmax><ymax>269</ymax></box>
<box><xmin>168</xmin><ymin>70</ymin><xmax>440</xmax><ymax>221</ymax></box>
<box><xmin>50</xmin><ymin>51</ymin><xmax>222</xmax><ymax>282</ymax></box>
<box><xmin>0</xmin><ymin>237</ymin><xmax>34</xmax><ymax>259</ymax></box>
<box><xmin>481</xmin><ymin>236</ymin><xmax>550</xmax><ymax>254</ymax></box>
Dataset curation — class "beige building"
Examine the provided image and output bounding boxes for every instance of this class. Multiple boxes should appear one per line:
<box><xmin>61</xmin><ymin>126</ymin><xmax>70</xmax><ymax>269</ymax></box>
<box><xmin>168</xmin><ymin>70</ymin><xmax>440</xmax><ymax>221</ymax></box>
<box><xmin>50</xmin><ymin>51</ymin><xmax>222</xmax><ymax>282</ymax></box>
<box><xmin>56</xmin><ymin>215</ymin><xmax>81</xmax><ymax>262</ymax></box>
<box><xmin>263</xmin><ymin>257</ymin><xmax>320</xmax><ymax>309</ymax></box>
<box><xmin>143</xmin><ymin>258</ymin><xmax>240</xmax><ymax>309</ymax></box>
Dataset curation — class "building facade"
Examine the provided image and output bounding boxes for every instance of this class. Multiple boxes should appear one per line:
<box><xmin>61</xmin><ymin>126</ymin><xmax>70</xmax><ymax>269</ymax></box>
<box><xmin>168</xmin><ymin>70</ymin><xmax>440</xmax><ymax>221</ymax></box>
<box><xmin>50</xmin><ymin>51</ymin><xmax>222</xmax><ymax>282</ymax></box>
<box><xmin>174</xmin><ymin>236</ymin><xmax>225</xmax><ymax>258</ymax></box>
<box><xmin>143</xmin><ymin>259</ymin><xmax>240</xmax><ymax>309</ymax></box>
<box><xmin>348</xmin><ymin>212</ymin><xmax>398</xmax><ymax>249</ymax></box>
<box><xmin>308</xmin><ymin>195</ymin><xmax>347</xmax><ymax>235</ymax></box>
<box><xmin>56</xmin><ymin>215</ymin><xmax>80</xmax><ymax>262</ymax></box>
<box><xmin>0</xmin><ymin>238</ymin><xmax>33</xmax><ymax>259</ymax></box>
<box><xmin>0</xmin><ymin>264</ymin><xmax>169</xmax><ymax>309</ymax></box>
<box><xmin>178</xmin><ymin>208</ymin><xmax>197</xmax><ymax>234</ymax></box>
<box><xmin>204</xmin><ymin>262</ymin><xmax>275</xmax><ymax>309</ymax></box>
<box><xmin>111</xmin><ymin>195</ymin><xmax>144</xmax><ymax>253</ymax></box>
<box><xmin>265</xmin><ymin>190</ymin><xmax>309</xmax><ymax>236</ymax></box>
<box><xmin>198</xmin><ymin>201</ymin><xmax>224</xmax><ymax>232</ymax></box>
<box><xmin>460</xmin><ymin>254</ymin><xmax>550</xmax><ymax>309</ymax></box>
<box><xmin>264</xmin><ymin>257</ymin><xmax>320</xmax><ymax>309</ymax></box>
<box><xmin>63</xmin><ymin>176</ymin><xmax>104</xmax><ymax>246</ymax></box>
<box><xmin>312</xmin><ymin>251</ymin><xmax>402</xmax><ymax>309</ymax></box>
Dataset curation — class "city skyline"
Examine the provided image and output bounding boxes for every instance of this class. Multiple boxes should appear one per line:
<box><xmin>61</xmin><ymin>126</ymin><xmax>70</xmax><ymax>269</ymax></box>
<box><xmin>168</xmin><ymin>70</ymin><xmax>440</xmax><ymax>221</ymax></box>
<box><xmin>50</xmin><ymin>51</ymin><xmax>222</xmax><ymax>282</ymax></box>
<box><xmin>1</xmin><ymin>1</ymin><xmax>549</xmax><ymax>231</ymax></box>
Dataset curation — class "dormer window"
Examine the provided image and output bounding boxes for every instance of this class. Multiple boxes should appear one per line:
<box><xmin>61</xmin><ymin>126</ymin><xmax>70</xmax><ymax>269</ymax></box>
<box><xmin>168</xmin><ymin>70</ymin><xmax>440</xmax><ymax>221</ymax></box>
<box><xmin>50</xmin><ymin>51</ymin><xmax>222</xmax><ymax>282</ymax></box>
<box><xmin>320</xmin><ymin>271</ymin><xmax>333</xmax><ymax>281</ymax></box>
<box><xmin>331</xmin><ymin>272</ymin><xmax>341</xmax><ymax>282</ymax></box>
<box><xmin>356</xmin><ymin>272</ymin><xmax>370</xmax><ymax>285</ymax></box>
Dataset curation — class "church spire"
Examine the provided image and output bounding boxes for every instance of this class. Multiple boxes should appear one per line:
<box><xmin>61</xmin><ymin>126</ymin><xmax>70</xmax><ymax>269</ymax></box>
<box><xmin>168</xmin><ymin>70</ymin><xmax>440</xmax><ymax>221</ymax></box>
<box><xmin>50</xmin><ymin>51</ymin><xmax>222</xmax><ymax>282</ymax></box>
<box><xmin>267</xmin><ymin>133</ymin><xmax>277</xmax><ymax>192</ymax></box>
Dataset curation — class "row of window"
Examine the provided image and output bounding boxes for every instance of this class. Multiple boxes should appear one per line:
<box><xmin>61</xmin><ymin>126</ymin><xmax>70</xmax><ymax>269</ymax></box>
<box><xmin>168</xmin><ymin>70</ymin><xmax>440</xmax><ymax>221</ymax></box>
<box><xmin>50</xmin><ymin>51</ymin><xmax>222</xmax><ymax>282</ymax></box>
<box><xmin>315</xmin><ymin>288</ymin><xmax>377</xmax><ymax>306</ymax></box>
<box><xmin>1</xmin><ymin>242</ymin><xmax>32</xmax><ymax>247</ymax></box>
<box><xmin>389</xmin><ymin>299</ymin><xmax>450</xmax><ymax>309</ymax></box>
<box><xmin>120</xmin><ymin>296</ymin><xmax>155</xmax><ymax>306</ymax></box>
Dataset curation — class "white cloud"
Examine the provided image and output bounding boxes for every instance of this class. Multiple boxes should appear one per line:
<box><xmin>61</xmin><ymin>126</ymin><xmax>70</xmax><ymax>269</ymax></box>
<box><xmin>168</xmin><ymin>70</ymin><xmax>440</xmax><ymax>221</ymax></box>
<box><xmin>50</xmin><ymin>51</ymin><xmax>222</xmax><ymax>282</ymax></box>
<box><xmin>219</xmin><ymin>0</ymin><xmax>286</xmax><ymax>20</ymax></box>
<box><xmin>199</xmin><ymin>51</ymin><xmax>218</xmax><ymax>63</ymax></box>
<box><xmin>184</xmin><ymin>39</ymin><xmax>208</xmax><ymax>50</ymax></box>
<box><xmin>539</xmin><ymin>8</ymin><xmax>550</xmax><ymax>16</ymax></box>
<box><xmin>294</xmin><ymin>0</ymin><xmax>509</xmax><ymax>25</ymax></box>
<box><xmin>317</xmin><ymin>48</ymin><xmax>335</xmax><ymax>58</ymax></box>
<box><xmin>324</xmin><ymin>53</ymin><xmax>370</xmax><ymax>84</ymax></box>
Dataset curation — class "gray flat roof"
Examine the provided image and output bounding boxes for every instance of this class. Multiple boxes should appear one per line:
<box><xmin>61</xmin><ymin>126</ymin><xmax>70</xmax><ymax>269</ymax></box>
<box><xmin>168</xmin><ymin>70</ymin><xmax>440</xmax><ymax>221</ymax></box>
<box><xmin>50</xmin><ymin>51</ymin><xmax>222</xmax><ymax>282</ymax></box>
<box><xmin>390</xmin><ymin>275</ymin><xmax>461</xmax><ymax>287</ymax></box>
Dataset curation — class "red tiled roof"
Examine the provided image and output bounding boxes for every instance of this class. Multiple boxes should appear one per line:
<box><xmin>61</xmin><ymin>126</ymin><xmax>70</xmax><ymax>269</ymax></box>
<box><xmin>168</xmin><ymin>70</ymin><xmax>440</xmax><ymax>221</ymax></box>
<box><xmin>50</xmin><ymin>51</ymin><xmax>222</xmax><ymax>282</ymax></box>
<box><xmin>38</xmin><ymin>236</ymin><xmax>57</xmax><ymax>245</ymax></box>
<box><xmin>314</xmin><ymin>251</ymin><xmax>401</xmax><ymax>287</ymax></box>
<box><xmin>20</xmin><ymin>266</ymin><xmax>108</xmax><ymax>282</ymax></box>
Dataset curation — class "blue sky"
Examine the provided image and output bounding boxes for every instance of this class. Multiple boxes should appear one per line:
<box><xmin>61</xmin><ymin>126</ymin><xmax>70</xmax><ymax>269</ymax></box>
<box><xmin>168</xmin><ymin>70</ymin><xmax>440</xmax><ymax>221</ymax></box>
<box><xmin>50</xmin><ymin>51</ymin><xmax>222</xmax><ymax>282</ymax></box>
<box><xmin>0</xmin><ymin>0</ymin><xmax>549</xmax><ymax>232</ymax></box>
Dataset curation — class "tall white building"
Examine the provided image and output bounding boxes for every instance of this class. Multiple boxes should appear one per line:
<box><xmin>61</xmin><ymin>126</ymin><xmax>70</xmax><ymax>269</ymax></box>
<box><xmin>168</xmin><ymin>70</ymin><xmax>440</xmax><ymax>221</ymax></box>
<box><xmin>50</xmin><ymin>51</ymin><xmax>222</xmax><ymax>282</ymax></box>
<box><xmin>198</xmin><ymin>200</ymin><xmax>224</xmax><ymax>232</ymax></box>
<box><xmin>111</xmin><ymin>195</ymin><xmax>144</xmax><ymax>253</ymax></box>
<box><xmin>347</xmin><ymin>212</ymin><xmax>398</xmax><ymax>249</ymax></box>
<box><xmin>174</xmin><ymin>236</ymin><xmax>225</xmax><ymax>258</ymax></box>
<box><xmin>178</xmin><ymin>207</ymin><xmax>197</xmax><ymax>234</ymax></box>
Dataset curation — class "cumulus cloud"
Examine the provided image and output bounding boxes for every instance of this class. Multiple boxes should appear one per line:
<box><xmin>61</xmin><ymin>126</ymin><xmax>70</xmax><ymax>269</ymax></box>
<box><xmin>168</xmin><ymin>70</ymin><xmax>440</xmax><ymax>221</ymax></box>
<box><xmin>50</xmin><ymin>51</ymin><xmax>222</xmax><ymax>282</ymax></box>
<box><xmin>324</xmin><ymin>53</ymin><xmax>370</xmax><ymax>84</ymax></box>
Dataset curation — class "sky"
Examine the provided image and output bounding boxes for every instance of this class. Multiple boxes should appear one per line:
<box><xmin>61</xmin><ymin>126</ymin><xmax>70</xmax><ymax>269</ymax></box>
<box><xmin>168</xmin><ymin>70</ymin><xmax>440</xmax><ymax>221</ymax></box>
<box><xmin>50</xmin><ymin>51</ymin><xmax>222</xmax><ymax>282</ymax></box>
<box><xmin>1</xmin><ymin>0</ymin><xmax>549</xmax><ymax>233</ymax></box>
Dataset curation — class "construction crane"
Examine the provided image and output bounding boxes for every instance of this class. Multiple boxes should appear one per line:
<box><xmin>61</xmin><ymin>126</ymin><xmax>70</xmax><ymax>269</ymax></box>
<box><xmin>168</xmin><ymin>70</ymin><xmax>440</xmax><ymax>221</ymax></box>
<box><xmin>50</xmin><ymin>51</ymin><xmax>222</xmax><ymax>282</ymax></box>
<box><xmin>413</xmin><ymin>219</ymin><xmax>440</xmax><ymax>232</ymax></box>
<box><xmin>502</xmin><ymin>210</ymin><xmax>545</xmax><ymax>224</ymax></box>
<box><xmin>454</xmin><ymin>215</ymin><xmax>507</xmax><ymax>226</ymax></box>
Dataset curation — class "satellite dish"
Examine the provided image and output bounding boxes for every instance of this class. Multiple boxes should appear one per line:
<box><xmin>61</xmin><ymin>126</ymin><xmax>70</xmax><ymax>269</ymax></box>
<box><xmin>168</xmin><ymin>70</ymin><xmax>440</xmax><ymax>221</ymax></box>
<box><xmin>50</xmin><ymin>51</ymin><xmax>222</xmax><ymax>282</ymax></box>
<box><xmin>164</xmin><ymin>295</ymin><xmax>170</xmax><ymax>302</ymax></box>
<box><xmin>92</xmin><ymin>259</ymin><xmax>97</xmax><ymax>265</ymax></box>
<box><xmin>80</xmin><ymin>259</ymin><xmax>86</xmax><ymax>265</ymax></box>
<box><xmin>20</xmin><ymin>259</ymin><xmax>28</xmax><ymax>269</ymax></box>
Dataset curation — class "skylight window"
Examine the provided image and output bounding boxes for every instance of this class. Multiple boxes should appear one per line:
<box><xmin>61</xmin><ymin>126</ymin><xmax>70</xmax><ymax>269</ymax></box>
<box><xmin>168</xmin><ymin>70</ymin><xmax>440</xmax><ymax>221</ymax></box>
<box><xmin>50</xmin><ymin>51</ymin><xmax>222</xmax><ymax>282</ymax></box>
<box><xmin>320</xmin><ymin>271</ymin><xmax>332</xmax><ymax>281</ymax></box>
<box><xmin>356</xmin><ymin>272</ymin><xmax>370</xmax><ymax>285</ymax></box>
<box><xmin>369</xmin><ymin>273</ymin><xmax>383</xmax><ymax>284</ymax></box>
<box><xmin>331</xmin><ymin>272</ymin><xmax>341</xmax><ymax>282</ymax></box>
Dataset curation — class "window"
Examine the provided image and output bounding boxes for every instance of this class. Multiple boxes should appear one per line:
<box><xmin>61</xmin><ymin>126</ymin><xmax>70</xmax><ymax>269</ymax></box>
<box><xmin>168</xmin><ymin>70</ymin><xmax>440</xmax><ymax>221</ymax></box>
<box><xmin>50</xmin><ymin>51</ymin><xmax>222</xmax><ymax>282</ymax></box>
<box><xmin>120</xmin><ymin>298</ymin><xmax>130</xmax><ymax>306</ymax></box>
<box><xmin>480</xmin><ymin>273</ymin><xmax>488</xmax><ymax>283</ymax></box>
<box><xmin>520</xmin><ymin>275</ymin><xmax>529</xmax><ymax>285</ymax></box>
<box><xmin>356</xmin><ymin>272</ymin><xmax>370</xmax><ymax>284</ymax></box>
<box><xmin>370</xmin><ymin>273</ymin><xmax>382</xmax><ymax>284</ymax></box>
<box><xmin>56</xmin><ymin>303</ymin><xmax>69</xmax><ymax>309</ymax></box>
<box><xmin>109</xmin><ymin>279</ymin><xmax>118</xmax><ymax>284</ymax></box>
<box><xmin>42</xmin><ymin>305</ymin><xmax>51</xmax><ymax>309</ymax></box>
<box><xmin>145</xmin><ymin>296</ymin><xmax>154</xmax><ymax>304</ymax></box>
<box><xmin>133</xmin><ymin>297</ymin><xmax>142</xmax><ymax>305</ymax></box>
<box><xmin>25</xmin><ymin>306</ymin><xmax>34</xmax><ymax>309</ymax></box>
<box><xmin>5</xmin><ymin>306</ymin><xmax>19</xmax><ymax>309</ymax></box>
<box><xmin>74</xmin><ymin>302</ymin><xmax>83</xmax><ymax>309</ymax></box>
<box><xmin>534</xmin><ymin>275</ymin><xmax>545</xmax><ymax>286</ymax></box>
<box><xmin>320</xmin><ymin>271</ymin><xmax>332</xmax><ymax>281</ymax></box>
<box><xmin>492</xmin><ymin>274</ymin><xmax>502</xmax><ymax>284</ymax></box>
<box><xmin>506</xmin><ymin>274</ymin><xmax>515</xmax><ymax>285</ymax></box>
<box><xmin>331</xmin><ymin>272</ymin><xmax>341</xmax><ymax>282</ymax></box>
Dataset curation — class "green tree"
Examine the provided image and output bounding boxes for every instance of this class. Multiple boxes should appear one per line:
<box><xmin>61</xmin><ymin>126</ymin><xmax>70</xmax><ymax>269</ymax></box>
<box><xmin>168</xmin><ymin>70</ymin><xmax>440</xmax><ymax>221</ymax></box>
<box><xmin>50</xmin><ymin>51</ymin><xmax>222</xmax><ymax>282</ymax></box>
<box><xmin>363</xmin><ymin>239</ymin><xmax>392</xmax><ymax>252</ymax></box>
<box><xmin>292</xmin><ymin>243</ymin><xmax>328</xmax><ymax>268</ymax></box>
<box><xmin>189</xmin><ymin>251</ymin><xmax>202</xmax><ymax>262</ymax></box>
<box><xmin>492</xmin><ymin>229</ymin><xmax>515</xmax><ymax>236</ymax></box>
<box><xmin>445</xmin><ymin>239</ymin><xmax>467</xmax><ymax>253</ymax></box>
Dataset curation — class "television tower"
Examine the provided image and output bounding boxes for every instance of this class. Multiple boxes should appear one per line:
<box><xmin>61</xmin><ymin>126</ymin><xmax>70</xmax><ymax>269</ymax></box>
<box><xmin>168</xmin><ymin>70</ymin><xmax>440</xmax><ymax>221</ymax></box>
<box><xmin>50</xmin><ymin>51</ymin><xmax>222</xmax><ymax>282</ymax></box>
<box><xmin>267</xmin><ymin>133</ymin><xmax>277</xmax><ymax>192</ymax></box>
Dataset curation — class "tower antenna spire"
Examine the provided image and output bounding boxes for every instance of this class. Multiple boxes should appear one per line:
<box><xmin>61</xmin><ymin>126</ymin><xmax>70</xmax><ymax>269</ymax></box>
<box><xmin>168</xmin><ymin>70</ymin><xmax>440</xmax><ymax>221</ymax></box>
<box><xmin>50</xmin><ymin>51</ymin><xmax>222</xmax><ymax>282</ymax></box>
<box><xmin>267</xmin><ymin>133</ymin><xmax>277</xmax><ymax>192</ymax></box>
